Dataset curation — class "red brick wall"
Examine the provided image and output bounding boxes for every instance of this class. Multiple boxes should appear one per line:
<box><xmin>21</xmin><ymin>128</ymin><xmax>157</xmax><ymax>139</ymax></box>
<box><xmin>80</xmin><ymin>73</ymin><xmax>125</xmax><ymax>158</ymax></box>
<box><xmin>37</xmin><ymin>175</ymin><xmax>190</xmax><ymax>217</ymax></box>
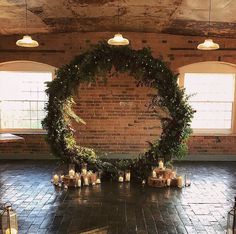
<box><xmin>188</xmin><ymin>135</ymin><xmax>236</xmax><ymax>155</ymax></box>
<box><xmin>0</xmin><ymin>134</ymin><xmax>50</xmax><ymax>158</ymax></box>
<box><xmin>0</xmin><ymin>32</ymin><xmax>236</xmax><ymax>158</ymax></box>
<box><xmin>74</xmin><ymin>73</ymin><xmax>161</xmax><ymax>154</ymax></box>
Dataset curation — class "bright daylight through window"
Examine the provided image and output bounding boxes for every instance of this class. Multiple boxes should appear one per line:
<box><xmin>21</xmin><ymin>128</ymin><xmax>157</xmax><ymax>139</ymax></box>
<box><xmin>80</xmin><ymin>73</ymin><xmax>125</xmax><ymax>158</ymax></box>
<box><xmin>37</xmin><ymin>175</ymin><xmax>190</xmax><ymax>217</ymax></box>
<box><xmin>184</xmin><ymin>73</ymin><xmax>235</xmax><ymax>131</ymax></box>
<box><xmin>0</xmin><ymin>71</ymin><xmax>52</xmax><ymax>129</ymax></box>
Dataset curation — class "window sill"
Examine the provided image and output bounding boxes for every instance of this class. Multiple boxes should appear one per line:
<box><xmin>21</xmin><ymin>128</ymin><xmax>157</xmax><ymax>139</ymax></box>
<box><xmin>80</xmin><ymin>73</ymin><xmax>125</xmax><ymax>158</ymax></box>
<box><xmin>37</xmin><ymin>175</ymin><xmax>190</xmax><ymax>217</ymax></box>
<box><xmin>191</xmin><ymin>132</ymin><xmax>236</xmax><ymax>137</ymax></box>
<box><xmin>0</xmin><ymin>129</ymin><xmax>47</xmax><ymax>135</ymax></box>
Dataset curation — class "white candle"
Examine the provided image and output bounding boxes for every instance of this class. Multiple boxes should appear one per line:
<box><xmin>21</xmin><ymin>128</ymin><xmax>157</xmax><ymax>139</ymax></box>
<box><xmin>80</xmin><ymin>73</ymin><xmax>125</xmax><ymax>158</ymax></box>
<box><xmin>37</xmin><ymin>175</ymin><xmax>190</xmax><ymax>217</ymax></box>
<box><xmin>82</xmin><ymin>168</ymin><xmax>87</xmax><ymax>175</ymax></box>
<box><xmin>177</xmin><ymin>176</ymin><xmax>183</xmax><ymax>188</ymax></box>
<box><xmin>119</xmin><ymin>176</ymin><xmax>124</xmax><ymax>182</ymax></box>
<box><xmin>53</xmin><ymin>174</ymin><xmax>59</xmax><ymax>185</ymax></box>
<box><xmin>167</xmin><ymin>178</ymin><xmax>171</xmax><ymax>186</ymax></box>
<box><xmin>159</xmin><ymin>160</ymin><xmax>164</xmax><ymax>169</ymax></box>
<box><xmin>152</xmin><ymin>170</ymin><xmax>157</xmax><ymax>178</ymax></box>
<box><xmin>96</xmin><ymin>178</ymin><xmax>101</xmax><ymax>184</ymax></box>
<box><xmin>84</xmin><ymin>177</ymin><xmax>89</xmax><ymax>186</ymax></box>
<box><xmin>142</xmin><ymin>180</ymin><xmax>146</xmax><ymax>185</ymax></box>
<box><xmin>69</xmin><ymin>169</ymin><xmax>75</xmax><ymax>178</ymax></box>
<box><xmin>172</xmin><ymin>171</ymin><xmax>176</xmax><ymax>178</ymax></box>
<box><xmin>77</xmin><ymin>179</ymin><xmax>81</xmax><ymax>187</ymax></box>
<box><xmin>125</xmin><ymin>172</ymin><xmax>131</xmax><ymax>182</ymax></box>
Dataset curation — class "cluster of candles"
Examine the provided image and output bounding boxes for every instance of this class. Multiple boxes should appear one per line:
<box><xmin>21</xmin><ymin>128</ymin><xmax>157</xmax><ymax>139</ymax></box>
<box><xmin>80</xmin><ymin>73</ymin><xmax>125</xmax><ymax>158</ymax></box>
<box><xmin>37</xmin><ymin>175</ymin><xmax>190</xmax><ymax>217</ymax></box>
<box><xmin>118</xmin><ymin>170</ymin><xmax>131</xmax><ymax>182</ymax></box>
<box><xmin>52</xmin><ymin>164</ymin><xmax>101</xmax><ymax>189</ymax></box>
<box><xmin>151</xmin><ymin>159</ymin><xmax>191</xmax><ymax>188</ymax></box>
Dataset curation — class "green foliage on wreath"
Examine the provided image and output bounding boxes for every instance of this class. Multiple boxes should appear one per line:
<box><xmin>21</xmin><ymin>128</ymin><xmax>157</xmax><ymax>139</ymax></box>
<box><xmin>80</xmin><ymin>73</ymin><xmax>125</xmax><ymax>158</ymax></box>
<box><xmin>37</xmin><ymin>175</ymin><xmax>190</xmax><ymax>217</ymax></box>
<box><xmin>42</xmin><ymin>41</ymin><xmax>194</xmax><ymax>181</ymax></box>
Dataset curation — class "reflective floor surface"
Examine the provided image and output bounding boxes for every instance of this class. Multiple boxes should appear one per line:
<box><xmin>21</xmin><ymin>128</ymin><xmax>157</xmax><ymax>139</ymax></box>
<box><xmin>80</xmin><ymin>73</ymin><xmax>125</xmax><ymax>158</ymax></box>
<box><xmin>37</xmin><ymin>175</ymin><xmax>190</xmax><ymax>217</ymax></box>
<box><xmin>0</xmin><ymin>161</ymin><xmax>235</xmax><ymax>234</ymax></box>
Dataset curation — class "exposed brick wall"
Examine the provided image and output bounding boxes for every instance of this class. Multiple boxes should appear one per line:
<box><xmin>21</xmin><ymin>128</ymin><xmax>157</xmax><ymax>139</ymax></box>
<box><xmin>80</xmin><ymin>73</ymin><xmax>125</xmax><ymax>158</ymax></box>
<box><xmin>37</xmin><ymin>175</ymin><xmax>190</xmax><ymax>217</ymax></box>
<box><xmin>0</xmin><ymin>134</ymin><xmax>50</xmax><ymax>157</ymax></box>
<box><xmin>188</xmin><ymin>135</ymin><xmax>236</xmax><ymax>155</ymax></box>
<box><xmin>0</xmin><ymin>32</ymin><xmax>236</xmax><ymax>158</ymax></box>
<box><xmin>74</xmin><ymin>73</ymin><xmax>161</xmax><ymax>154</ymax></box>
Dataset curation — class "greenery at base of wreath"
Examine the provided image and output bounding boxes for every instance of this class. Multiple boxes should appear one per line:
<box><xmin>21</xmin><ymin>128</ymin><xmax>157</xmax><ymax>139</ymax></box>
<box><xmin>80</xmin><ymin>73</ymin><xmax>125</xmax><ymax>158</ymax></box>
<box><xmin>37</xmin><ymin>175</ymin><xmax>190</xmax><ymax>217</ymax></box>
<box><xmin>42</xmin><ymin>41</ymin><xmax>194</xmax><ymax>181</ymax></box>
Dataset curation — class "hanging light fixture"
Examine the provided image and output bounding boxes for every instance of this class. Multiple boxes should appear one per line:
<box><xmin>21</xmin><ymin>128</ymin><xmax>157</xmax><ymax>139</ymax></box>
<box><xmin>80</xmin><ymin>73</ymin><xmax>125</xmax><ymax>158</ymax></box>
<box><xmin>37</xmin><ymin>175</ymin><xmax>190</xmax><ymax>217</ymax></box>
<box><xmin>108</xmin><ymin>0</ymin><xmax>129</xmax><ymax>46</ymax></box>
<box><xmin>16</xmin><ymin>0</ymin><xmax>39</xmax><ymax>47</ymax></box>
<box><xmin>197</xmin><ymin>0</ymin><xmax>219</xmax><ymax>50</ymax></box>
<box><xmin>108</xmin><ymin>33</ymin><xmax>129</xmax><ymax>46</ymax></box>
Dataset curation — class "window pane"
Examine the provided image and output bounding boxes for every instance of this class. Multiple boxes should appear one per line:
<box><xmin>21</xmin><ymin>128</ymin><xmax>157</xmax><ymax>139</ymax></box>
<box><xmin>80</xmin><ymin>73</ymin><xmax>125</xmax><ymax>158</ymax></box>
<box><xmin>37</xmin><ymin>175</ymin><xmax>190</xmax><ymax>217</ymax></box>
<box><xmin>184</xmin><ymin>73</ymin><xmax>235</xmax><ymax>130</ymax></box>
<box><xmin>190</xmin><ymin>102</ymin><xmax>232</xmax><ymax>129</ymax></box>
<box><xmin>185</xmin><ymin>73</ymin><xmax>235</xmax><ymax>102</ymax></box>
<box><xmin>0</xmin><ymin>71</ymin><xmax>52</xmax><ymax>129</ymax></box>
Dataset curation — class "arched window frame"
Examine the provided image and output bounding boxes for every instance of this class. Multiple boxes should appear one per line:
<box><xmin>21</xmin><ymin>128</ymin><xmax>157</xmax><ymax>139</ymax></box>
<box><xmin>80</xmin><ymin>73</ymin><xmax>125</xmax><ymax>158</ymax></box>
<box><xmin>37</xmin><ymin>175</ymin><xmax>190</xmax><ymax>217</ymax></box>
<box><xmin>0</xmin><ymin>60</ymin><xmax>56</xmax><ymax>134</ymax></box>
<box><xmin>178</xmin><ymin>61</ymin><xmax>236</xmax><ymax>135</ymax></box>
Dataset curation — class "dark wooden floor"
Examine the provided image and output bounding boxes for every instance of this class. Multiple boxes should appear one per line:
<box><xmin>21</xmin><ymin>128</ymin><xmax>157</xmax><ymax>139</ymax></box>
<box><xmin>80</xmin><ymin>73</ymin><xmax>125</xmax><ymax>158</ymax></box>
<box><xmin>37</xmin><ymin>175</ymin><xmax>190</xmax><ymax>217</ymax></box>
<box><xmin>0</xmin><ymin>161</ymin><xmax>235</xmax><ymax>234</ymax></box>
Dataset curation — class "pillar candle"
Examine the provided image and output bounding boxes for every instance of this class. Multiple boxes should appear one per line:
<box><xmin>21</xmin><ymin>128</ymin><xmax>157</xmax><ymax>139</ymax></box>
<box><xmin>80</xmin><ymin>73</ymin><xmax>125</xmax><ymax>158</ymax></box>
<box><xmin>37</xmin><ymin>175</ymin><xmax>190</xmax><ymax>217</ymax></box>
<box><xmin>152</xmin><ymin>170</ymin><xmax>157</xmax><ymax>178</ymax></box>
<box><xmin>84</xmin><ymin>177</ymin><xmax>89</xmax><ymax>186</ymax></box>
<box><xmin>159</xmin><ymin>160</ymin><xmax>164</xmax><ymax>169</ymax></box>
<box><xmin>177</xmin><ymin>176</ymin><xmax>183</xmax><ymax>188</ymax></box>
<box><xmin>69</xmin><ymin>169</ymin><xmax>75</xmax><ymax>178</ymax></box>
<box><xmin>167</xmin><ymin>178</ymin><xmax>171</xmax><ymax>186</ymax></box>
<box><xmin>96</xmin><ymin>178</ymin><xmax>101</xmax><ymax>184</ymax></box>
<box><xmin>53</xmin><ymin>174</ymin><xmax>59</xmax><ymax>185</ymax></box>
<box><xmin>77</xmin><ymin>179</ymin><xmax>81</xmax><ymax>187</ymax></box>
<box><xmin>125</xmin><ymin>172</ymin><xmax>131</xmax><ymax>182</ymax></box>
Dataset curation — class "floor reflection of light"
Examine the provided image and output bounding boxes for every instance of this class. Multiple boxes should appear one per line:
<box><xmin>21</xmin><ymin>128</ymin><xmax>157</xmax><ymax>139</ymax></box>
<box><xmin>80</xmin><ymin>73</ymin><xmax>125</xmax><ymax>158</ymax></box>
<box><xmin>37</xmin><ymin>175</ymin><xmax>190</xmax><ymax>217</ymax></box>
<box><xmin>80</xmin><ymin>226</ymin><xmax>109</xmax><ymax>234</ymax></box>
<box><xmin>164</xmin><ymin>188</ymin><xmax>171</xmax><ymax>199</ymax></box>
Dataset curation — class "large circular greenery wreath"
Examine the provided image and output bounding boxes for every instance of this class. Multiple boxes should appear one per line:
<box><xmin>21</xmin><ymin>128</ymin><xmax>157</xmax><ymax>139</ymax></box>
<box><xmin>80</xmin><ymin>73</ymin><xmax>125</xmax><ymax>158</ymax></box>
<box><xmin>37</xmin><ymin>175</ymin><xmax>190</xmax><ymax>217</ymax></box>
<box><xmin>42</xmin><ymin>42</ymin><xmax>194</xmax><ymax>181</ymax></box>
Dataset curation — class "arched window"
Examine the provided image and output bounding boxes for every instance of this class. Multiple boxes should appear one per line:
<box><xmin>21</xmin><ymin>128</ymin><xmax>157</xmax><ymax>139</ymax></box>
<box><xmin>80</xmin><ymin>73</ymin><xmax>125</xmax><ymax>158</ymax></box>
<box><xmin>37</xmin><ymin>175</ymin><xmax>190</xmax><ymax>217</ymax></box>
<box><xmin>178</xmin><ymin>61</ymin><xmax>236</xmax><ymax>134</ymax></box>
<box><xmin>0</xmin><ymin>61</ymin><xmax>56</xmax><ymax>132</ymax></box>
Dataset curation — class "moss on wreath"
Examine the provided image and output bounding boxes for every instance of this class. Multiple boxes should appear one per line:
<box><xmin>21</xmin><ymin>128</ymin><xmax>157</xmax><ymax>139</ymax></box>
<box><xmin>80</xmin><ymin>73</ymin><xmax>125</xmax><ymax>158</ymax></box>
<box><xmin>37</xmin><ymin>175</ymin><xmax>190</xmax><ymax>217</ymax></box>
<box><xmin>42</xmin><ymin>41</ymin><xmax>194</xmax><ymax>181</ymax></box>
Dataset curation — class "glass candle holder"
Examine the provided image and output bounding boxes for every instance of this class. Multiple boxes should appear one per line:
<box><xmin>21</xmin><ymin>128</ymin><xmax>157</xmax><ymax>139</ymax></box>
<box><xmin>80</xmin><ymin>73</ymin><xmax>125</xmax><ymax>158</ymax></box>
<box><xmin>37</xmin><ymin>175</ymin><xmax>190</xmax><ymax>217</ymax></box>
<box><xmin>96</xmin><ymin>171</ymin><xmax>102</xmax><ymax>184</ymax></box>
<box><xmin>118</xmin><ymin>171</ymin><xmax>124</xmax><ymax>182</ymax></box>
<box><xmin>1</xmin><ymin>203</ymin><xmax>18</xmax><ymax>234</ymax></box>
<box><xmin>227</xmin><ymin>197</ymin><xmax>236</xmax><ymax>234</ymax></box>
<box><xmin>185</xmin><ymin>173</ymin><xmax>191</xmax><ymax>187</ymax></box>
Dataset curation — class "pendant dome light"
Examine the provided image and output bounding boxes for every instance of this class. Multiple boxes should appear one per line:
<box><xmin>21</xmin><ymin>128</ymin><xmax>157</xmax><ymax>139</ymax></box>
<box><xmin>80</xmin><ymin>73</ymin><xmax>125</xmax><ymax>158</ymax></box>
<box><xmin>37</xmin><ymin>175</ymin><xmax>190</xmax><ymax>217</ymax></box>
<box><xmin>16</xmin><ymin>0</ymin><xmax>39</xmax><ymax>47</ymax></box>
<box><xmin>197</xmin><ymin>0</ymin><xmax>219</xmax><ymax>50</ymax></box>
<box><xmin>108</xmin><ymin>33</ymin><xmax>129</xmax><ymax>46</ymax></box>
<box><xmin>108</xmin><ymin>0</ymin><xmax>129</xmax><ymax>46</ymax></box>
